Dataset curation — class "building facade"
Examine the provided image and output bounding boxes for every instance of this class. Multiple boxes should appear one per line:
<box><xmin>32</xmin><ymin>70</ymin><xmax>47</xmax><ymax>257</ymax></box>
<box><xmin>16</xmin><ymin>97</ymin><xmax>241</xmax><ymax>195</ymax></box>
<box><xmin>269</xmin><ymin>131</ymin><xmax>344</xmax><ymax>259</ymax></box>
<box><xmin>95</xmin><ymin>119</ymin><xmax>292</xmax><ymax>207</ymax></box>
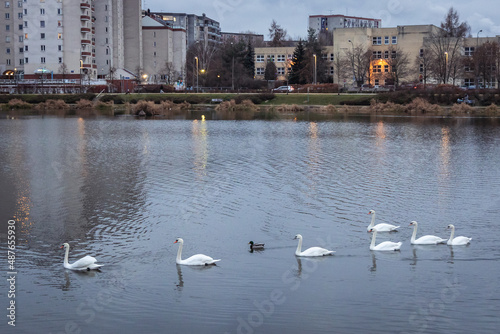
<box><xmin>150</xmin><ymin>12</ymin><xmax>221</xmax><ymax>49</ymax></box>
<box><xmin>309</xmin><ymin>14</ymin><xmax>381</xmax><ymax>35</ymax></box>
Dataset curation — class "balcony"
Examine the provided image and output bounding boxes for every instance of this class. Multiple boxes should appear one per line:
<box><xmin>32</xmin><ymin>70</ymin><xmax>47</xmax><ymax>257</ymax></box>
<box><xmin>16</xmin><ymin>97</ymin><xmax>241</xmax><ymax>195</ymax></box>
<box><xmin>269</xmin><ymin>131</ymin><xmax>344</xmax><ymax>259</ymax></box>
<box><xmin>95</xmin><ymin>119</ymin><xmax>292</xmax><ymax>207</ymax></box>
<box><xmin>81</xmin><ymin>15</ymin><xmax>90</xmax><ymax>21</ymax></box>
<box><xmin>81</xmin><ymin>39</ymin><xmax>91</xmax><ymax>45</ymax></box>
<box><xmin>81</xmin><ymin>27</ymin><xmax>91</xmax><ymax>33</ymax></box>
<box><xmin>81</xmin><ymin>51</ymin><xmax>91</xmax><ymax>56</ymax></box>
<box><xmin>80</xmin><ymin>3</ymin><xmax>90</xmax><ymax>9</ymax></box>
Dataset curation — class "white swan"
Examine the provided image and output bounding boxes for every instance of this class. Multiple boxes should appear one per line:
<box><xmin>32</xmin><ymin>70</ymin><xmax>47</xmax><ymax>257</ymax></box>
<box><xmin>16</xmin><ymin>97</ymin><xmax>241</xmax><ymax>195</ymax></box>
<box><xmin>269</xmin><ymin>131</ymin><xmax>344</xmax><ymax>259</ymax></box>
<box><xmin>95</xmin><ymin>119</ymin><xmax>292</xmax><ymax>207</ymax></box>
<box><xmin>409</xmin><ymin>221</ymin><xmax>447</xmax><ymax>245</ymax></box>
<box><xmin>61</xmin><ymin>243</ymin><xmax>103</xmax><ymax>271</ymax></box>
<box><xmin>369</xmin><ymin>229</ymin><xmax>402</xmax><ymax>251</ymax></box>
<box><xmin>447</xmin><ymin>225</ymin><xmax>472</xmax><ymax>246</ymax></box>
<box><xmin>293</xmin><ymin>234</ymin><xmax>335</xmax><ymax>257</ymax></box>
<box><xmin>367</xmin><ymin>210</ymin><xmax>400</xmax><ymax>232</ymax></box>
<box><xmin>174</xmin><ymin>238</ymin><xmax>221</xmax><ymax>266</ymax></box>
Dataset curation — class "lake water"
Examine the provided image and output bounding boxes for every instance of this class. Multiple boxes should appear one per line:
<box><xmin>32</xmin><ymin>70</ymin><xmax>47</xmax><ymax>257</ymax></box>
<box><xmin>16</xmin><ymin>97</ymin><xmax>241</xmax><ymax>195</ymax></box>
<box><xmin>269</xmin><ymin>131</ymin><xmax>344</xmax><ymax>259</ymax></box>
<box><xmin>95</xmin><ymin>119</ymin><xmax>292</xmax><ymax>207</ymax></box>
<box><xmin>1</xmin><ymin>114</ymin><xmax>500</xmax><ymax>334</ymax></box>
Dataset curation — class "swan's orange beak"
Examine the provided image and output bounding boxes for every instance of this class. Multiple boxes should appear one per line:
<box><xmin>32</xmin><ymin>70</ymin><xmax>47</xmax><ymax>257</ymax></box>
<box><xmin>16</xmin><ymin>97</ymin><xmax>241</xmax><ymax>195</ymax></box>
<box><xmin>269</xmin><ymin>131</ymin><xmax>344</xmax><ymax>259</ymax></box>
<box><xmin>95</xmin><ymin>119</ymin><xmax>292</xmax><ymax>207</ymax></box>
<box><xmin>60</xmin><ymin>245</ymin><xmax>64</xmax><ymax>249</ymax></box>
<box><xmin>174</xmin><ymin>240</ymin><xmax>178</xmax><ymax>244</ymax></box>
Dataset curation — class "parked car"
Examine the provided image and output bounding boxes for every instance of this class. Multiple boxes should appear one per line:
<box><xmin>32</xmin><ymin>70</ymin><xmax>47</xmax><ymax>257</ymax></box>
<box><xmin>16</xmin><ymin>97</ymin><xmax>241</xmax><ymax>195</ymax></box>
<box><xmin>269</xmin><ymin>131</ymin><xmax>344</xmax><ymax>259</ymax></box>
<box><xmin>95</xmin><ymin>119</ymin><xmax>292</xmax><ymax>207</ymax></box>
<box><xmin>272</xmin><ymin>86</ymin><xmax>294</xmax><ymax>93</ymax></box>
<box><xmin>457</xmin><ymin>95</ymin><xmax>475</xmax><ymax>106</ymax></box>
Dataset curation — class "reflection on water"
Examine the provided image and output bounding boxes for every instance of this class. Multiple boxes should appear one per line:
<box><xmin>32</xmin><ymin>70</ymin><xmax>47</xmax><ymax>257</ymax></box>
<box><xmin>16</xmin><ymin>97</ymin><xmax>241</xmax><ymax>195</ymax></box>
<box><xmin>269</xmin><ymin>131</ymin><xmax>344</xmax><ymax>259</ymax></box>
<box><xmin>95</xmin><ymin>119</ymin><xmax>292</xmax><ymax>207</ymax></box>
<box><xmin>1</xmin><ymin>115</ymin><xmax>500</xmax><ymax>334</ymax></box>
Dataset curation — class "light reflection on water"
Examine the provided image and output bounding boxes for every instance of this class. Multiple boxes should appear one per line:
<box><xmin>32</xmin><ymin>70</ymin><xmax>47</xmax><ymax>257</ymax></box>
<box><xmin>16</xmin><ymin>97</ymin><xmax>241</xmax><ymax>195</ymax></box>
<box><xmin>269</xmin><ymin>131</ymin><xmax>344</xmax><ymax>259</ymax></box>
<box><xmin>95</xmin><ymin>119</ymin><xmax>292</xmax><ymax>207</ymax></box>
<box><xmin>0</xmin><ymin>115</ymin><xmax>499</xmax><ymax>334</ymax></box>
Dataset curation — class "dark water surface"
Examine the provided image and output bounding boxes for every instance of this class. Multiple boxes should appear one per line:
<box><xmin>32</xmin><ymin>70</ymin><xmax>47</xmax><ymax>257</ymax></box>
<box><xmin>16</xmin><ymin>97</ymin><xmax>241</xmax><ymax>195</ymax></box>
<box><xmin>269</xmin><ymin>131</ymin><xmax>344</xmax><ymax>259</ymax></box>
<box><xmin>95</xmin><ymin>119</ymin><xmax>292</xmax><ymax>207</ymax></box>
<box><xmin>1</xmin><ymin>115</ymin><xmax>500</xmax><ymax>334</ymax></box>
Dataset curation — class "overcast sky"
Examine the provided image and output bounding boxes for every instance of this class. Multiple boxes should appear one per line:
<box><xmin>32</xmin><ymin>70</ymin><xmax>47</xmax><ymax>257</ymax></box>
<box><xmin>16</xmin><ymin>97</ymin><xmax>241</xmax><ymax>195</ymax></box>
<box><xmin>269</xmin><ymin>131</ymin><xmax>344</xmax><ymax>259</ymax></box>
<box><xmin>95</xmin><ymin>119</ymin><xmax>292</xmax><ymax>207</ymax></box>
<box><xmin>144</xmin><ymin>0</ymin><xmax>500</xmax><ymax>39</ymax></box>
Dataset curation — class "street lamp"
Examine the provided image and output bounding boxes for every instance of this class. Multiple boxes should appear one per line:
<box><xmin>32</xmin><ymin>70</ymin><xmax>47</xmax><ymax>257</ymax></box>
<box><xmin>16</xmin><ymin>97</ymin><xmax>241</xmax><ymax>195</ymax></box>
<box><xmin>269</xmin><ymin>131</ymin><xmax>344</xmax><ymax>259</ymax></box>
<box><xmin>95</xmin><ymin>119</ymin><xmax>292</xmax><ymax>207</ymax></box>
<box><xmin>444</xmin><ymin>52</ymin><xmax>448</xmax><ymax>84</ymax></box>
<box><xmin>476</xmin><ymin>30</ymin><xmax>482</xmax><ymax>87</ymax></box>
<box><xmin>142</xmin><ymin>73</ymin><xmax>148</xmax><ymax>83</ymax></box>
<box><xmin>348</xmin><ymin>39</ymin><xmax>356</xmax><ymax>86</ymax></box>
<box><xmin>195</xmin><ymin>56</ymin><xmax>199</xmax><ymax>93</ymax></box>
<box><xmin>476</xmin><ymin>29</ymin><xmax>482</xmax><ymax>47</ymax></box>
<box><xmin>313</xmin><ymin>54</ymin><xmax>317</xmax><ymax>84</ymax></box>
<box><xmin>231</xmin><ymin>42</ymin><xmax>235</xmax><ymax>91</ymax></box>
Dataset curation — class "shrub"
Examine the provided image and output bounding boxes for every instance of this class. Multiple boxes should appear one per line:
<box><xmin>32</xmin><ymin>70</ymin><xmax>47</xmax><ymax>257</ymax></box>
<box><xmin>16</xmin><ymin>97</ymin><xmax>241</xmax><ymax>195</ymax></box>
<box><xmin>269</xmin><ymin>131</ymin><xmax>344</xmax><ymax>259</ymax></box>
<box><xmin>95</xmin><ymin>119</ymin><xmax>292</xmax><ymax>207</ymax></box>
<box><xmin>450</xmin><ymin>103</ymin><xmax>474</xmax><ymax>115</ymax></box>
<box><xmin>485</xmin><ymin>103</ymin><xmax>498</xmax><ymax>114</ymax></box>
<box><xmin>369</xmin><ymin>99</ymin><xmax>405</xmax><ymax>114</ymax></box>
<box><xmin>7</xmin><ymin>99</ymin><xmax>32</xmax><ymax>109</ymax></box>
<box><xmin>76</xmin><ymin>99</ymin><xmax>94</xmax><ymax>109</ymax></box>
<box><xmin>404</xmin><ymin>97</ymin><xmax>442</xmax><ymax>114</ymax></box>
<box><xmin>34</xmin><ymin>99</ymin><xmax>69</xmax><ymax>110</ymax></box>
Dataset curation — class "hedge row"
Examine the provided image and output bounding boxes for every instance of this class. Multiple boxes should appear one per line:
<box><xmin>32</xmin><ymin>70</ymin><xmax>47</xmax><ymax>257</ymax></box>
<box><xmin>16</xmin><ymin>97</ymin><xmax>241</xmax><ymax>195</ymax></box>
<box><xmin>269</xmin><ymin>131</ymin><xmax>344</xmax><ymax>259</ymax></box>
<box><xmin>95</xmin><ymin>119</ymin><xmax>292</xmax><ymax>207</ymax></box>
<box><xmin>99</xmin><ymin>93</ymin><xmax>276</xmax><ymax>105</ymax></box>
<box><xmin>0</xmin><ymin>94</ymin><xmax>96</xmax><ymax>104</ymax></box>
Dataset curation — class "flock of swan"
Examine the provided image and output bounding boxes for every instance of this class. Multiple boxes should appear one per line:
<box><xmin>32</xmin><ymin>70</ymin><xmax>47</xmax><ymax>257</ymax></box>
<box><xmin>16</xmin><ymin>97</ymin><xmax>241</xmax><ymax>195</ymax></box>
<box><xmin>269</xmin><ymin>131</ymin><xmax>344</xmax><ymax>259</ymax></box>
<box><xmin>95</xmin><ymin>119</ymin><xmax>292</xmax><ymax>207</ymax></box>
<box><xmin>60</xmin><ymin>210</ymin><xmax>472</xmax><ymax>270</ymax></box>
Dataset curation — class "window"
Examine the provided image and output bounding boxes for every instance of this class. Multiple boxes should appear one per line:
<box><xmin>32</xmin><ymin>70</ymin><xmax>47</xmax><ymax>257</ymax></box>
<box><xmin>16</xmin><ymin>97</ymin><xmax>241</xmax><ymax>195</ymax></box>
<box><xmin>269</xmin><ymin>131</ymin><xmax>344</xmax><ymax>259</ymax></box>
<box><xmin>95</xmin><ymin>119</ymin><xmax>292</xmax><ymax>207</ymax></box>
<box><xmin>24</xmin><ymin>21</ymin><xmax>27</xmax><ymax>27</ymax></box>
<box><xmin>57</xmin><ymin>21</ymin><xmax>61</xmax><ymax>26</ymax></box>
<box><xmin>40</xmin><ymin>8</ymin><xmax>45</xmax><ymax>15</ymax></box>
<box><xmin>330</xmin><ymin>53</ymin><xmax>334</xmax><ymax>61</ymax></box>
<box><xmin>267</xmin><ymin>54</ymin><xmax>275</xmax><ymax>62</ymax></box>
<box><xmin>23</xmin><ymin>8</ymin><xmax>26</xmax><ymax>15</ymax></box>
<box><xmin>256</xmin><ymin>54</ymin><xmax>264</xmax><ymax>62</ymax></box>
<box><xmin>464</xmin><ymin>64</ymin><xmax>474</xmax><ymax>72</ymax></box>
<box><xmin>41</xmin><ymin>57</ymin><xmax>45</xmax><ymax>63</ymax></box>
<box><xmin>6</xmin><ymin>47</ymin><xmax>10</xmax><ymax>54</ymax></box>
<box><xmin>330</xmin><ymin>66</ymin><xmax>334</xmax><ymax>75</ymax></box>
<box><xmin>391</xmin><ymin>51</ymin><xmax>397</xmax><ymax>59</ymax></box>
<box><xmin>372</xmin><ymin>37</ymin><xmax>381</xmax><ymax>45</ymax></box>
<box><xmin>58</xmin><ymin>57</ymin><xmax>62</xmax><ymax>63</ymax></box>
<box><xmin>18</xmin><ymin>13</ymin><xmax>22</xmax><ymax>19</ymax></box>
<box><xmin>19</xmin><ymin>47</ymin><xmax>22</xmax><ymax>53</ymax></box>
<box><xmin>256</xmin><ymin>68</ymin><xmax>265</xmax><ymax>75</ymax></box>
<box><xmin>6</xmin><ymin>24</ymin><xmax>9</xmax><ymax>31</ymax></box>
<box><xmin>373</xmin><ymin>65</ymin><xmax>382</xmax><ymax>73</ymax></box>
<box><xmin>384</xmin><ymin>51</ymin><xmax>389</xmax><ymax>59</ymax></box>
<box><xmin>419</xmin><ymin>49</ymin><xmax>424</xmax><ymax>58</ymax></box>
<box><xmin>22</xmin><ymin>58</ymin><xmax>26</xmax><ymax>65</ymax></box>
<box><xmin>5</xmin><ymin>36</ymin><xmax>10</xmax><ymax>42</ymax></box>
<box><xmin>24</xmin><ymin>45</ymin><xmax>27</xmax><ymax>51</ymax></box>
<box><xmin>40</xmin><ymin>21</ymin><xmax>45</xmax><ymax>28</ymax></box>
<box><xmin>19</xmin><ymin>35</ymin><xmax>23</xmax><ymax>42</ymax></box>
<box><xmin>372</xmin><ymin>51</ymin><xmax>382</xmax><ymax>59</ymax></box>
<box><xmin>58</xmin><ymin>45</ymin><xmax>62</xmax><ymax>51</ymax></box>
<box><xmin>392</xmin><ymin>36</ymin><xmax>397</xmax><ymax>44</ymax></box>
<box><xmin>5</xmin><ymin>13</ymin><xmax>10</xmax><ymax>19</ymax></box>
<box><xmin>277</xmin><ymin>67</ymin><xmax>285</xmax><ymax>75</ymax></box>
<box><xmin>57</xmin><ymin>33</ymin><xmax>62</xmax><ymax>39</ymax></box>
<box><xmin>41</xmin><ymin>45</ymin><xmax>45</xmax><ymax>51</ymax></box>
<box><xmin>153</xmin><ymin>42</ymin><xmax>156</xmax><ymax>47</ymax></box>
<box><xmin>18</xmin><ymin>24</ymin><xmax>22</xmax><ymax>30</ymax></box>
<box><xmin>17</xmin><ymin>1</ymin><xmax>21</xmax><ymax>7</ymax></box>
<box><xmin>464</xmin><ymin>47</ymin><xmax>474</xmax><ymax>56</ymax></box>
<box><xmin>384</xmin><ymin>65</ymin><xmax>389</xmax><ymax>73</ymax></box>
<box><xmin>5</xmin><ymin>1</ymin><xmax>10</xmax><ymax>8</ymax></box>
<box><xmin>6</xmin><ymin>59</ymin><xmax>11</xmax><ymax>65</ymax></box>
<box><xmin>40</xmin><ymin>33</ymin><xmax>45</xmax><ymax>39</ymax></box>
<box><xmin>419</xmin><ymin>64</ymin><xmax>424</xmax><ymax>73</ymax></box>
<box><xmin>277</xmin><ymin>54</ymin><xmax>286</xmax><ymax>62</ymax></box>
<box><xmin>464</xmin><ymin>78</ymin><xmax>474</xmax><ymax>87</ymax></box>
<box><xmin>57</xmin><ymin>8</ymin><xmax>62</xmax><ymax>15</ymax></box>
<box><xmin>384</xmin><ymin>36</ymin><xmax>389</xmax><ymax>45</ymax></box>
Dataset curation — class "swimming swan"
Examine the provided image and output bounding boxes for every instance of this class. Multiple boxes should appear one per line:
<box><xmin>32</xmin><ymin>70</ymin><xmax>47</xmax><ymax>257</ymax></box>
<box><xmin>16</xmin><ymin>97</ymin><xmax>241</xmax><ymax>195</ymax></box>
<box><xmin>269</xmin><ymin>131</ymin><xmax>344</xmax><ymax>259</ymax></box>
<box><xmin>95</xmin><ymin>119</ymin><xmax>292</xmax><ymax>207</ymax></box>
<box><xmin>294</xmin><ymin>234</ymin><xmax>335</xmax><ymax>257</ymax></box>
<box><xmin>409</xmin><ymin>221</ymin><xmax>447</xmax><ymax>245</ymax></box>
<box><xmin>367</xmin><ymin>210</ymin><xmax>400</xmax><ymax>232</ymax></box>
<box><xmin>174</xmin><ymin>238</ymin><xmax>221</xmax><ymax>266</ymax></box>
<box><xmin>369</xmin><ymin>229</ymin><xmax>402</xmax><ymax>251</ymax></box>
<box><xmin>61</xmin><ymin>243</ymin><xmax>103</xmax><ymax>271</ymax></box>
<box><xmin>446</xmin><ymin>225</ymin><xmax>472</xmax><ymax>246</ymax></box>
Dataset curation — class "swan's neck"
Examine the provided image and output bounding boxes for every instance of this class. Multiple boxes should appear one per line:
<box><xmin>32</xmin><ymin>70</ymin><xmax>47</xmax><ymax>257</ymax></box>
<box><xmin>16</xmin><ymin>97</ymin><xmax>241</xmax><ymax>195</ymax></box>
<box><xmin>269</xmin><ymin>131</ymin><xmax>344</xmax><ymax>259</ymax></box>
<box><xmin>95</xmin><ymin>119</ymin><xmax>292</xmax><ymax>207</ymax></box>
<box><xmin>370</xmin><ymin>230</ymin><xmax>377</xmax><ymax>249</ymax></box>
<box><xmin>64</xmin><ymin>246</ymin><xmax>70</xmax><ymax>266</ymax></box>
<box><xmin>295</xmin><ymin>237</ymin><xmax>302</xmax><ymax>255</ymax></box>
<box><xmin>176</xmin><ymin>241</ymin><xmax>183</xmax><ymax>263</ymax></box>
<box><xmin>369</xmin><ymin>213</ymin><xmax>376</xmax><ymax>228</ymax></box>
<box><xmin>449</xmin><ymin>227</ymin><xmax>455</xmax><ymax>241</ymax></box>
<box><xmin>411</xmin><ymin>224</ymin><xmax>418</xmax><ymax>243</ymax></box>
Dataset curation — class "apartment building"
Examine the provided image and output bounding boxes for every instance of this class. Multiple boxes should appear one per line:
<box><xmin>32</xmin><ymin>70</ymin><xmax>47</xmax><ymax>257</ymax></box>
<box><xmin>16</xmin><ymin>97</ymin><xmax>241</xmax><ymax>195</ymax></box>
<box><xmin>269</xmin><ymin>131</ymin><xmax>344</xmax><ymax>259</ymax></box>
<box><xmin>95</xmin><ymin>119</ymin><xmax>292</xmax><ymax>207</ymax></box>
<box><xmin>150</xmin><ymin>12</ymin><xmax>221</xmax><ymax>48</ymax></box>
<box><xmin>0</xmin><ymin>0</ymin><xmax>145</xmax><ymax>81</ymax></box>
<box><xmin>309</xmin><ymin>14</ymin><xmax>381</xmax><ymax>35</ymax></box>
<box><xmin>142</xmin><ymin>14</ymin><xmax>186</xmax><ymax>83</ymax></box>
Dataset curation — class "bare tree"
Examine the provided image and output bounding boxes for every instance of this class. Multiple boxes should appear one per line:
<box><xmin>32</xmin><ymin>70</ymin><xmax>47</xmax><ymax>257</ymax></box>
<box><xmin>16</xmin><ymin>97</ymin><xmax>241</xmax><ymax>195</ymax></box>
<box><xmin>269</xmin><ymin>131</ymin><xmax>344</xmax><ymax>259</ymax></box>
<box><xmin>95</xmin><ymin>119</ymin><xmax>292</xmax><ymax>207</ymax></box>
<box><xmin>385</xmin><ymin>46</ymin><xmax>411</xmax><ymax>87</ymax></box>
<box><xmin>345</xmin><ymin>42</ymin><xmax>371</xmax><ymax>87</ymax></box>
<box><xmin>58</xmin><ymin>63</ymin><xmax>69</xmax><ymax>93</ymax></box>
<box><xmin>425</xmin><ymin>8</ymin><xmax>470</xmax><ymax>84</ymax></box>
<box><xmin>333</xmin><ymin>52</ymin><xmax>349</xmax><ymax>88</ymax></box>
<box><xmin>473</xmin><ymin>41</ymin><xmax>499</xmax><ymax>88</ymax></box>
<box><xmin>268</xmin><ymin>20</ymin><xmax>287</xmax><ymax>47</ymax></box>
<box><xmin>415</xmin><ymin>48</ymin><xmax>432</xmax><ymax>87</ymax></box>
